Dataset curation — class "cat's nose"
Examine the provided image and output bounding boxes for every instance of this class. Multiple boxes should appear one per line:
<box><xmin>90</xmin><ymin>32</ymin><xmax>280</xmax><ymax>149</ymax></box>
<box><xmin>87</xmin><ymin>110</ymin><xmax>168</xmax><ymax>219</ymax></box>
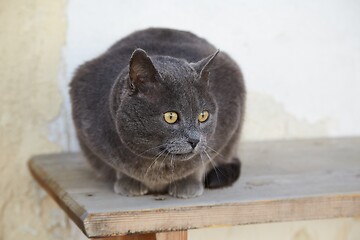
<box><xmin>188</xmin><ymin>138</ymin><xmax>200</xmax><ymax>149</ymax></box>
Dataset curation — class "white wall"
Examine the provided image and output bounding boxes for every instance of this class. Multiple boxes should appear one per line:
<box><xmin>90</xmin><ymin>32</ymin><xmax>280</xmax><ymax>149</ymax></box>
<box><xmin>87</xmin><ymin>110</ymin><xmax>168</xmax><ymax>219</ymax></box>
<box><xmin>50</xmin><ymin>0</ymin><xmax>360</xmax><ymax>152</ymax></box>
<box><xmin>46</xmin><ymin>0</ymin><xmax>360</xmax><ymax>239</ymax></box>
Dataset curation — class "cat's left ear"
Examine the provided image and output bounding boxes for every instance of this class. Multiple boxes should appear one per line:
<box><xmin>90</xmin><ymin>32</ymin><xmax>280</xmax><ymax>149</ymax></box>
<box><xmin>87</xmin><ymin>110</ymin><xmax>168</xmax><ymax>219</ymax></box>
<box><xmin>128</xmin><ymin>48</ymin><xmax>160</xmax><ymax>94</ymax></box>
<box><xmin>191</xmin><ymin>49</ymin><xmax>220</xmax><ymax>83</ymax></box>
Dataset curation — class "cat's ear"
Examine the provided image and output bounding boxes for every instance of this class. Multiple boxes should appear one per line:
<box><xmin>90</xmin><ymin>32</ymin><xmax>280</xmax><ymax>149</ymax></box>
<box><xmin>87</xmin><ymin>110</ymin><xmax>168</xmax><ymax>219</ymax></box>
<box><xmin>128</xmin><ymin>48</ymin><xmax>159</xmax><ymax>93</ymax></box>
<box><xmin>191</xmin><ymin>49</ymin><xmax>220</xmax><ymax>82</ymax></box>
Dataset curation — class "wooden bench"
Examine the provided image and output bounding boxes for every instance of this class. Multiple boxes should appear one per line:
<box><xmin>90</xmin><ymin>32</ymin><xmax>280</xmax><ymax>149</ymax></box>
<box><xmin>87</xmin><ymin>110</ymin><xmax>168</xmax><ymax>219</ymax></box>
<box><xmin>28</xmin><ymin>138</ymin><xmax>360</xmax><ymax>239</ymax></box>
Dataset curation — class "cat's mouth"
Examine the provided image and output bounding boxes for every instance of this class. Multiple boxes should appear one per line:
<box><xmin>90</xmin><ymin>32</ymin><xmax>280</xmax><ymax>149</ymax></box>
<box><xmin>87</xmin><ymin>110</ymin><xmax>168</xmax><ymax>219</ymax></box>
<box><xmin>164</xmin><ymin>149</ymin><xmax>195</xmax><ymax>161</ymax></box>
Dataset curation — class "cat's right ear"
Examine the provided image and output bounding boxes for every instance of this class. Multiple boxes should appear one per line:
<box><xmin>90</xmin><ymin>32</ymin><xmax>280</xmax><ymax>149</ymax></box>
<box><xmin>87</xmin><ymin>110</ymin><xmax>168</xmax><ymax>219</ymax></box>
<box><xmin>128</xmin><ymin>48</ymin><xmax>159</xmax><ymax>94</ymax></box>
<box><xmin>191</xmin><ymin>49</ymin><xmax>220</xmax><ymax>84</ymax></box>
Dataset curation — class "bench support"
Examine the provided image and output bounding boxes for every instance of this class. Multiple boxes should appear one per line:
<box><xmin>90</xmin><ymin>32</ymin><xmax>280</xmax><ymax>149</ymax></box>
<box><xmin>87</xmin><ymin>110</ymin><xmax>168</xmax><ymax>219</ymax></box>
<box><xmin>93</xmin><ymin>231</ymin><xmax>188</xmax><ymax>240</ymax></box>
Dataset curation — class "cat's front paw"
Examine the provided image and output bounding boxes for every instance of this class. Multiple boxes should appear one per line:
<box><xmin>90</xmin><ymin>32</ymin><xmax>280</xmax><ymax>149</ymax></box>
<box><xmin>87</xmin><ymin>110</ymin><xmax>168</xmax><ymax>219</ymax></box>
<box><xmin>168</xmin><ymin>178</ymin><xmax>204</xmax><ymax>198</ymax></box>
<box><xmin>114</xmin><ymin>177</ymin><xmax>149</xmax><ymax>197</ymax></box>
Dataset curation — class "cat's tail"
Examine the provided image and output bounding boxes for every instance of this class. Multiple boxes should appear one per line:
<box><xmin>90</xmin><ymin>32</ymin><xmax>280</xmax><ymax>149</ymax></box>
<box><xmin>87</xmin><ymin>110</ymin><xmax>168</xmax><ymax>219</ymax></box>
<box><xmin>204</xmin><ymin>157</ymin><xmax>241</xmax><ymax>189</ymax></box>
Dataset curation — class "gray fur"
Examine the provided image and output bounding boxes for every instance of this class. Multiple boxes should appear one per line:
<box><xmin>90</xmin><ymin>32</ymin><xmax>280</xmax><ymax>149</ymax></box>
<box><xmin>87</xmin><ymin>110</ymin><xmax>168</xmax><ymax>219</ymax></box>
<box><xmin>70</xmin><ymin>28</ymin><xmax>246</xmax><ymax>198</ymax></box>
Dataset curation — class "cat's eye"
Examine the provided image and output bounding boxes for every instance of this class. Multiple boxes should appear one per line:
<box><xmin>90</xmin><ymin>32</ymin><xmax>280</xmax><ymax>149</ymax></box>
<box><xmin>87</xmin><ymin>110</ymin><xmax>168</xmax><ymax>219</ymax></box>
<box><xmin>164</xmin><ymin>112</ymin><xmax>178</xmax><ymax>124</ymax></box>
<box><xmin>198</xmin><ymin>110</ymin><xmax>209</xmax><ymax>123</ymax></box>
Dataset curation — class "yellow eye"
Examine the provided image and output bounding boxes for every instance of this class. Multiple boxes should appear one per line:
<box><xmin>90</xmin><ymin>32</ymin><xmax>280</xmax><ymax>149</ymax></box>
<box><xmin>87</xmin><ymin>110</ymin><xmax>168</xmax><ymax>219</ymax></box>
<box><xmin>164</xmin><ymin>112</ymin><xmax>178</xmax><ymax>124</ymax></box>
<box><xmin>198</xmin><ymin>110</ymin><xmax>209</xmax><ymax>123</ymax></box>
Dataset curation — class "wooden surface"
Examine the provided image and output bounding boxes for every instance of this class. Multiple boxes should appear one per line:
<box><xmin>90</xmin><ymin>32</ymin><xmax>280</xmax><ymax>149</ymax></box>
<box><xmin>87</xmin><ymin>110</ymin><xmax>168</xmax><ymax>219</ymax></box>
<box><xmin>28</xmin><ymin>137</ymin><xmax>360</xmax><ymax>238</ymax></box>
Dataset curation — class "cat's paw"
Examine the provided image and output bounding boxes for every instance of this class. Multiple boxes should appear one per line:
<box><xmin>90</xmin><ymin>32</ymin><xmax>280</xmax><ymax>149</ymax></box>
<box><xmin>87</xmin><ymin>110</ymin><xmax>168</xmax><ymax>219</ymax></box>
<box><xmin>114</xmin><ymin>177</ymin><xmax>149</xmax><ymax>197</ymax></box>
<box><xmin>168</xmin><ymin>178</ymin><xmax>204</xmax><ymax>198</ymax></box>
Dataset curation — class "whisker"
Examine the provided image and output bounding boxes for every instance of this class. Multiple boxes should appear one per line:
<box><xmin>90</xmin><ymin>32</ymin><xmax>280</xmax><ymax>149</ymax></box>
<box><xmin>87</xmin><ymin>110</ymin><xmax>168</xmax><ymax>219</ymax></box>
<box><xmin>206</xmin><ymin>145</ymin><xmax>226</xmax><ymax>160</ymax></box>
<box><xmin>139</xmin><ymin>143</ymin><xmax>168</xmax><ymax>156</ymax></box>
<box><xmin>159</xmin><ymin>151</ymin><xmax>171</xmax><ymax>180</ymax></box>
<box><xmin>170</xmin><ymin>154</ymin><xmax>174</xmax><ymax>184</ymax></box>
<box><xmin>205</xmin><ymin>149</ymin><xmax>226</xmax><ymax>179</ymax></box>
<box><xmin>204</xmin><ymin>150</ymin><xmax>221</xmax><ymax>183</ymax></box>
<box><xmin>200</xmin><ymin>153</ymin><xmax>206</xmax><ymax>184</ymax></box>
<box><xmin>170</xmin><ymin>155</ymin><xmax>174</xmax><ymax>171</ymax></box>
<box><xmin>160</xmin><ymin>151</ymin><xmax>170</xmax><ymax>170</ymax></box>
<box><xmin>144</xmin><ymin>148</ymin><xmax>166</xmax><ymax>177</ymax></box>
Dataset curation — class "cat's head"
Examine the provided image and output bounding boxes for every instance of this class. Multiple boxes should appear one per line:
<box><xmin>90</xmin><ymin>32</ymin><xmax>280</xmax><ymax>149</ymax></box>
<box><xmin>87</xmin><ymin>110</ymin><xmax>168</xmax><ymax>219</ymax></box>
<box><xmin>112</xmin><ymin>48</ymin><xmax>219</xmax><ymax>161</ymax></box>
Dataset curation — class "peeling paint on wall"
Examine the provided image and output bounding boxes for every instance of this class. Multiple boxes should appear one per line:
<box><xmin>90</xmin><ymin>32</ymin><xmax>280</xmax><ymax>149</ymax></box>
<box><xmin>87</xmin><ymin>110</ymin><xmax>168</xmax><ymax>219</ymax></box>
<box><xmin>242</xmin><ymin>92</ymin><xmax>332</xmax><ymax>141</ymax></box>
<box><xmin>0</xmin><ymin>0</ymin><xmax>84</xmax><ymax>239</ymax></box>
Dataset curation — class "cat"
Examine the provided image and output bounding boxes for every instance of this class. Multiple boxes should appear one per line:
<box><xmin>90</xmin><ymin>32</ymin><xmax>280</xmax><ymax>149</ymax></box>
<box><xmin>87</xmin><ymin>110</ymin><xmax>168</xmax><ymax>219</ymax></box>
<box><xmin>70</xmin><ymin>28</ymin><xmax>246</xmax><ymax>198</ymax></box>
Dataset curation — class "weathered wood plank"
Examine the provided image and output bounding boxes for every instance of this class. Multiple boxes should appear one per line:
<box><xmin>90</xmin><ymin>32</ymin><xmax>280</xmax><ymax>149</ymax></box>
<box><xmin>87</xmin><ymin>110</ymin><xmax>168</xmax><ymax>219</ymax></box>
<box><xmin>28</xmin><ymin>137</ymin><xmax>360</xmax><ymax>238</ymax></box>
<box><xmin>93</xmin><ymin>233</ymin><xmax>156</xmax><ymax>240</ymax></box>
<box><xmin>90</xmin><ymin>231</ymin><xmax>187</xmax><ymax>240</ymax></box>
<box><xmin>156</xmin><ymin>231</ymin><xmax>187</xmax><ymax>240</ymax></box>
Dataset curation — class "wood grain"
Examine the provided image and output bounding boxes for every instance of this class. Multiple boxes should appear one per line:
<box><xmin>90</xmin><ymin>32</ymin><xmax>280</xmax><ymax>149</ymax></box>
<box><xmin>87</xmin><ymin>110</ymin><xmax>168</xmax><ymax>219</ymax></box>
<box><xmin>28</xmin><ymin>137</ymin><xmax>360</xmax><ymax>238</ymax></box>
<box><xmin>156</xmin><ymin>231</ymin><xmax>187</xmax><ymax>240</ymax></box>
<box><xmin>93</xmin><ymin>233</ymin><xmax>156</xmax><ymax>240</ymax></box>
<box><xmin>91</xmin><ymin>231</ymin><xmax>187</xmax><ymax>240</ymax></box>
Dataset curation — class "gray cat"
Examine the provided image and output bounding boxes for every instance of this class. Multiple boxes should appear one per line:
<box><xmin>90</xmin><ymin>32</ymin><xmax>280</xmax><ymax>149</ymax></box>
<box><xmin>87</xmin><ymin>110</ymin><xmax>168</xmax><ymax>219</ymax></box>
<box><xmin>70</xmin><ymin>28</ymin><xmax>245</xmax><ymax>198</ymax></box>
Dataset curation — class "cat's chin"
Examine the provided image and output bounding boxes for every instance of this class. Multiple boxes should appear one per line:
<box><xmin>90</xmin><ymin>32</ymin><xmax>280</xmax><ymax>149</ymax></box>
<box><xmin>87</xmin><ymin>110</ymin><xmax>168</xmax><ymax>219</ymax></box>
<box><xmin>167</xmin><ymin>151</ymin><xmax>196</xmax><ymax>161</ymax></box>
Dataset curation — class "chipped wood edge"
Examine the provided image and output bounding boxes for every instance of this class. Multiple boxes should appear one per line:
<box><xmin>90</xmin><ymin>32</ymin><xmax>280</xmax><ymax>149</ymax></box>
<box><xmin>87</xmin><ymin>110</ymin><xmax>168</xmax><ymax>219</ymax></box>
<box><xmin>83</xmin><ymin>194</ymin><xmax>360</xmax><ymax>237</ymax></box>
<box><xmin>90</xmin><ymin>231</ymin><xmax>188</xmax><ymax>240</ymax></box>
<box><xmin>92</xmin><ymin>233</ymin><xmax>157</xmax><ymax>240</ymax></box>
<box><xmin>28</xmin><ymin>158</ymin><xmax>89</xmax><ymax>237</ymax></box>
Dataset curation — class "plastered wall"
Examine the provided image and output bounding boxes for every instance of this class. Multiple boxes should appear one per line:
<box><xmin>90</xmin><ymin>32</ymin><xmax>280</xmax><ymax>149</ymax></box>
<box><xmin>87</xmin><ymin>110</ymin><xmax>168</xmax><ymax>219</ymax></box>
<box><xmin>0</xmin><ymin>0</ymin><xmax>359</xmax><ymax>239</ymax></box>
<box><xmin>0</xmin><ymin>1</ymin><xmax>84</xmax><ymax>239</ymax></box>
